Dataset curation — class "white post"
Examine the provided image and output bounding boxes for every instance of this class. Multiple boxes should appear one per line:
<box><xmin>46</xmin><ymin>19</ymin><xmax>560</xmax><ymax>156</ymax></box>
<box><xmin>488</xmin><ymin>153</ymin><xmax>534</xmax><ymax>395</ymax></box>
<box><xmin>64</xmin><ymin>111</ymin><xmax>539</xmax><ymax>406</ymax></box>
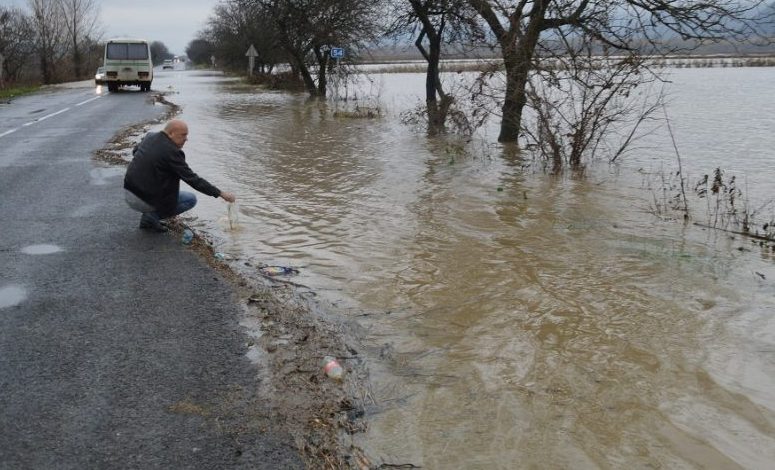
<box><xmin>245</xmin><ymin>45</ymin><xmax>258</xmax><ymax>77</ymax></box>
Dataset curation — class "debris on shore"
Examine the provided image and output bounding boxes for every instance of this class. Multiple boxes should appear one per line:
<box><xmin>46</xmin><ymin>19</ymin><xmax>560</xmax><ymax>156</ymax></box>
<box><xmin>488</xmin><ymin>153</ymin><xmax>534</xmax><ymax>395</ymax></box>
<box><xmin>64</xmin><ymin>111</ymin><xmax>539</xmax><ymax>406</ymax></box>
<box><xmin>168</xmin><ymin>221</ymin><xmax>373</xmax><ymax>469</ymax></box>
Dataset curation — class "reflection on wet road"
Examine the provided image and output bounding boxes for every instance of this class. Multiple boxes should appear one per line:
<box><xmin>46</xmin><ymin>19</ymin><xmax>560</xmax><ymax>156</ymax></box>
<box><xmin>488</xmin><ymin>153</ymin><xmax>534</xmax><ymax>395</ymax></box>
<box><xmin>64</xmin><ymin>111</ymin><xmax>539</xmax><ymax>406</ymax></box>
<box><xmin>158</xmin><ymin>69</ymin><xmax>775</xmax><ymax>468</ymax></box>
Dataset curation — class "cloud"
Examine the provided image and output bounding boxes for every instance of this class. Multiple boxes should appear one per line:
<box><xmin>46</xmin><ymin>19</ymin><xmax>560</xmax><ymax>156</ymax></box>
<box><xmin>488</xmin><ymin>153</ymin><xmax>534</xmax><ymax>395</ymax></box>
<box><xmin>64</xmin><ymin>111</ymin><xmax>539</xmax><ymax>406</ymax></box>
<box><xmin>4</xmin><ymin>0</ymin><xmax>214</xmax><ymax>54</ymax></box>
<box><xmin>101</xmin><ymin>1</ymin><xmax>213</xmax><ymax>54</ymax></box>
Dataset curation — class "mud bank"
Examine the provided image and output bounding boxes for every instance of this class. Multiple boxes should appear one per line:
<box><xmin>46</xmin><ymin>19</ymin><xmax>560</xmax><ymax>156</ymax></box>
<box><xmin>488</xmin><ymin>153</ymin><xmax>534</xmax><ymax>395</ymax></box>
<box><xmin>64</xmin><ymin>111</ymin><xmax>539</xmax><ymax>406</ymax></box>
<box><xmin>93</xmin><ymin>93</ymin><xmax>180</xmax><ymax>166</ymax></box>
<box><xmin>94</xmin><ymin>98</ymin><xmax>374</xmax><ymax>469</ymax></box>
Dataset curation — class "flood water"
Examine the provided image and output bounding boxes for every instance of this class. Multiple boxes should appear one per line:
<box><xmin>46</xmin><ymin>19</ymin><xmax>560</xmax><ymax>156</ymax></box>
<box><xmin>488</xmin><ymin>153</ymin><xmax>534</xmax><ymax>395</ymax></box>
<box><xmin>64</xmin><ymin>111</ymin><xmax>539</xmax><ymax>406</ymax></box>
<box><xmin>154</xmin><ymin>67</ymin><xmax>775</xmax><ymax>468</ymax></box>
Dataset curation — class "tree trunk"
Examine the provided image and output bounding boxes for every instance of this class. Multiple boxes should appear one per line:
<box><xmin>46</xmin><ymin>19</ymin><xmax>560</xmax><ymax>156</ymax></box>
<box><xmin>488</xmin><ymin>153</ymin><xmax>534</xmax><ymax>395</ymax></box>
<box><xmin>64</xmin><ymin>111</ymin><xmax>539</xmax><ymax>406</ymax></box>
<box><xmin>298</xmin><ymin>62</ymin><xmax>318</xmax><ymax>97</ymax></box>
<box><xmin>499</xmin><ymin>54</ymin><xmax>525</xmax><ymax>143</ymax></box>
<box><xmin>425</xmin><ymin>36</ymin><xmax>444</xmax><ymax>134</ymax></box>
<box><xmin>40</xmin><ymin>53</ymin><xmax>52</xmax><ymax>84</ymax></box>
<box><xmin>73</xmin><ymin>45</ymin><xmax>82</xmax><ymax>78</ymax></box>
<box><xmin>286</xmin><ymin>46</ymin><xmax>319</xmax><ymax>97</ymax></box>
<box><xmin>498</xmin><ymin>16</ymin><xmax>545</xmax><ymax>142</ymax></box>
<box><xmin>411</xmin><ymin>4</ymin><xmax>449</xmax><ymax>135</ymax></box>
<box><xmin>70</xmin><ymin>19</ymin><xmax>81</xmax><ymax>79</ymax></box>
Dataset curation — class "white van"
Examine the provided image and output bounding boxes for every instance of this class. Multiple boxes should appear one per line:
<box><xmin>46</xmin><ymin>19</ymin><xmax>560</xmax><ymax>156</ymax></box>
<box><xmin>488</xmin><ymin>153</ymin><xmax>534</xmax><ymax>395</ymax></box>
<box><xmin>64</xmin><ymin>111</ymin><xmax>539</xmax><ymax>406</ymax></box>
<box><xmin>103</xmin><ymin>38</ymin><xmax>153</xmax><ymax>92</ymax></box>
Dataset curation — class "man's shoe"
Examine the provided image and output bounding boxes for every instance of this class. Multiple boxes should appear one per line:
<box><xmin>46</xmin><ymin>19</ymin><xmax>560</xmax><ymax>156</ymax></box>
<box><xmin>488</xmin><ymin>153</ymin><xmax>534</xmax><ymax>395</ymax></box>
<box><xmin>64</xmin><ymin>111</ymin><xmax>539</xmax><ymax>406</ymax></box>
<box><xmin>139</xmin><ymin>220</ymin><xmax>168</xmax><ymax>232</ymax></box>
<box><xmin>139</xmin><ymin>215</ymin><xmax>168</xmax><ymax>232</ymax></box>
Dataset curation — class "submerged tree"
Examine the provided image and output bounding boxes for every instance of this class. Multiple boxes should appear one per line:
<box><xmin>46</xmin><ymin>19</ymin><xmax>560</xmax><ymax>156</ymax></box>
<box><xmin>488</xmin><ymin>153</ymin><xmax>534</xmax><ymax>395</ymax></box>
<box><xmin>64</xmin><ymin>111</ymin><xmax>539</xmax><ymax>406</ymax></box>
<box><xmin>201</xmin><ymin>0</ymin><xmax>380</xmax><ymax>96</ymax></box>
<box><xmin>254</xmin><ymin>0</ymin><xmax>382</xmax><ymax>97</ymax></box>
<box><xmin>387</xmin><ymin>0</ymin><xmax>482</xmax><ymax>134</ymax></box>
<box><xmin>466</xmin><ymin>0</ymin><xmax>773</xmax><ymax>143</ymax></box>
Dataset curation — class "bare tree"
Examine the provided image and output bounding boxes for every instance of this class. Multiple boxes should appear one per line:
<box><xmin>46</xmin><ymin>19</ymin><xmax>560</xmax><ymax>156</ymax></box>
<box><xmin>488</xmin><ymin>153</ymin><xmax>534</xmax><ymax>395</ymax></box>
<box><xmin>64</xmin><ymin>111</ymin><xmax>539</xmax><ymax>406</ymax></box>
<box><xmin>387</xmin><ymin>0</ymin><xmax>482</xmax><ymax>134</ymax></box>
<box><xmin>520</xmin><ymin>32</ymin><xmax>666</xmax><ymax>171</ymax></box>
<box><xmin>185</xmin><ymin>38</ymin><xmax>215</xmax><ymax>66</ymax></box>
<box><xmin>150</xmin><ymin>41</ymin><xmax>174</xmax><ymax>65</ymax></box>
<box><xmin>59</xmin><ymin>0</ymin><xmax>101</xmax><ymax>79</ymax></box>
<box><xmin>28</xmin><ymin>0</ymin><xmax>69</xmax><ymax>84</ymax></box>
<box><xmin>203</xmin><ymin>0</ymin><xmax>282</xmax><ymax>73</ymax></box>
<box><xmin>467</xmin><ymin>0</ymin><xmax>773</xmax><ymax>143</ymax></box>
<box><xmin>0</xmin><ymin>7</ymin><xmax>36</xmax><ymax>85</ymax></box>
<box><xmin>254</xmin><ymin>0</ymin><xmax>382</xmax><ymax>97</ymax></box>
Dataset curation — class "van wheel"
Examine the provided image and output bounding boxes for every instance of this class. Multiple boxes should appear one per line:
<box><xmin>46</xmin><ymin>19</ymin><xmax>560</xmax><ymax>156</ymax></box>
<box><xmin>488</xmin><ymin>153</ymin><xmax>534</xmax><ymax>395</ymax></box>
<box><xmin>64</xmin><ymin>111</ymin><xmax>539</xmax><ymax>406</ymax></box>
<box><xmin>108</xmin><ymin>83</ymin><xmax>117</xmax><ymax>92</ymax></box>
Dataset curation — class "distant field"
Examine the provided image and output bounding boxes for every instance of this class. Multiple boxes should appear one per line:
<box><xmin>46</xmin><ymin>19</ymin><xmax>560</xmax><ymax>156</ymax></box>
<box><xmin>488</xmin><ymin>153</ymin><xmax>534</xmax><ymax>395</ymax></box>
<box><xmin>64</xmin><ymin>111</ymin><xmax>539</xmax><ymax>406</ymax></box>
<box><xmin>357</xmin><ymin>55</ymin><xmax>775</xmax><ymax>74</ymax></box>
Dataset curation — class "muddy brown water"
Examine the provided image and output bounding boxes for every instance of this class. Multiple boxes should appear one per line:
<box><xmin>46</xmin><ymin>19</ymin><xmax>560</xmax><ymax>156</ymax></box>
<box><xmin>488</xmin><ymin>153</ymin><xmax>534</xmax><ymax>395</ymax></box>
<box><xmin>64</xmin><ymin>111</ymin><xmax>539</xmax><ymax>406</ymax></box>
<box><xmin>152</xmin><ymin>68</ymin><xmax>775</xmax><ymax>468</ymax></box>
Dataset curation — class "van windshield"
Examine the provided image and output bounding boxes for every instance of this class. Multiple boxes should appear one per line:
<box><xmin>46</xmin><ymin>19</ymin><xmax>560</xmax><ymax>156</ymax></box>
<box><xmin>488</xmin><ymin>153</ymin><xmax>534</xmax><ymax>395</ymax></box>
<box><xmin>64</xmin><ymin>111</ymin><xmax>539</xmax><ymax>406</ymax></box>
<box><xmin>106</xmin><ymin>43</ymin><xmax>148</xmax><ymax>60</ymax></box>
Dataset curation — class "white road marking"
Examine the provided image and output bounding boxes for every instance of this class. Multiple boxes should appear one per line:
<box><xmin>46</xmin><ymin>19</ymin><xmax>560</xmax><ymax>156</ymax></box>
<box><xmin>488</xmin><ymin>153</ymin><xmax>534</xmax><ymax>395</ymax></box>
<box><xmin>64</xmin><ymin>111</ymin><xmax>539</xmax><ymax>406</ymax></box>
<box><xmin>1</xmin><ymin>94</ymin><xmax>102</xmax><ymax>139</ymax></box>
<box><xmin>75</xmin><ymin>96</ymin><xmax>101</xmax><ymax>107</ymax></box>
<box><xmin>36</xmin><ymin>107</ymin><xmax>70</xmax><ymax>122</ymax></box>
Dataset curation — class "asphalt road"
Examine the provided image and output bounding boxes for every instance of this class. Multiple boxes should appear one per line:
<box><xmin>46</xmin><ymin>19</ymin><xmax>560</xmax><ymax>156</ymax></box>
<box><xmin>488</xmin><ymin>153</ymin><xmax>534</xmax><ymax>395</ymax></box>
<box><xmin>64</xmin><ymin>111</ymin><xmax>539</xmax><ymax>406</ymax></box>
<box><xmin>0</xmin><ymin>84</ymin><xmax>303</xmax><ymax>469</ymax></box>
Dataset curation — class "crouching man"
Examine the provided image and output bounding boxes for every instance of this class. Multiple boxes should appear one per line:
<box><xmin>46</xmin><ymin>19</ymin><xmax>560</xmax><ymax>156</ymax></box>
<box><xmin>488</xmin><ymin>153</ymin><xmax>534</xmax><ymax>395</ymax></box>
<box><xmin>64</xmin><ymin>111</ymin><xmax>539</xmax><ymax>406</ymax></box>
<box><xmin>124</xmin><ymin>119</ymin><xmax>236</xmax><ymax>232</ymax></box>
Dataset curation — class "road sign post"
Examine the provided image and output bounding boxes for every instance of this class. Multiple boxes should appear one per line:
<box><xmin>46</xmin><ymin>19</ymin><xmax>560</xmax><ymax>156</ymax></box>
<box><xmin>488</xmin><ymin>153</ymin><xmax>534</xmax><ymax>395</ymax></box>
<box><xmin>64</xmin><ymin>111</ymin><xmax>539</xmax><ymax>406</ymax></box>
<box><xmin>329</xmin><ymin>48</ymin><xmax>346</xmax><ymax>105</ymax></box>
<box><xmin>245</xmin><ymin>44</ymin><xmax>259</xmax><ymax>77</ymax></box>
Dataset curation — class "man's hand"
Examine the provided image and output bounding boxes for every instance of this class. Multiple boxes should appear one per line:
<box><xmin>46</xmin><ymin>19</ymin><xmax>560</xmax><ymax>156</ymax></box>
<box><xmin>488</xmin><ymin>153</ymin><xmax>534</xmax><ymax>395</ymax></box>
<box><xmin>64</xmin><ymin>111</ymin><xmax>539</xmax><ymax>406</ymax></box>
<box><xmin>220</xmin><ymin>191</ymin><xmax>236</xmax><ymax>203</ymax></box>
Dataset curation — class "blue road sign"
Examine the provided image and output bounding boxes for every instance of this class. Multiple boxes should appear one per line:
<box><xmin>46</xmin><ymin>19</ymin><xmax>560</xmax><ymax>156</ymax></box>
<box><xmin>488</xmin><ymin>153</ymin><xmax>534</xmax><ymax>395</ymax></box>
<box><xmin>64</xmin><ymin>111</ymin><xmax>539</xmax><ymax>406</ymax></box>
<box><xmin>330</xmin><ymin>48</ymin><xmax>345</xmax><ymax>59</ymax></box>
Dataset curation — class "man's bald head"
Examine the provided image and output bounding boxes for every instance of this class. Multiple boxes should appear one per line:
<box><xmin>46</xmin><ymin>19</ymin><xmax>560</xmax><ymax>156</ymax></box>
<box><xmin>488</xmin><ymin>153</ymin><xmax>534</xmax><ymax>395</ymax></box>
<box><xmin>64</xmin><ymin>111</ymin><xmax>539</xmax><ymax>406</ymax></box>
<box><xmin>163</xmin><ymin>119</ymin><xmax>189</xmax><ymax>148</ymax></box>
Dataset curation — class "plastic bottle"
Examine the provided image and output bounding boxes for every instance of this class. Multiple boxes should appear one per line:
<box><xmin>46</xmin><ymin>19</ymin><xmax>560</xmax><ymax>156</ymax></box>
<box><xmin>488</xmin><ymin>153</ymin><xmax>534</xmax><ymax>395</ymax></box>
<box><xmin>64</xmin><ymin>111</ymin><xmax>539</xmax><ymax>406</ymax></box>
<box><xmin>181</xmin><ymin>228</ymin><xmax>194</xmax><ymax>245</ymax></box>
<box><xmin>321</xmin><ymin>356</ymin><xmax>344</xmax><ymax>381</ymax></box>
<box><xmin>227</xmin><ymin>202</ymin><xmax>239</xmax><ymax>230</ymax></box>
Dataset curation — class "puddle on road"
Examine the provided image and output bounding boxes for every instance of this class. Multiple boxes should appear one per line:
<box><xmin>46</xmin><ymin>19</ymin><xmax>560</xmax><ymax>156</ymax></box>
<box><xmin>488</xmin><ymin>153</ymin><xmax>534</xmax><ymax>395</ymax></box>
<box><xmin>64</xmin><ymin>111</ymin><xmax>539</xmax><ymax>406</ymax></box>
<box><xmin>70</xmin><ymin>203</ymin><xmax>101</xmax><ymax>218</ymax></box>
<box><xmin>0</xmin><ymin>285</ymin><xmax>27</xmax><ymax>309</ymax></box>
<box><xmin>21</xmin><ymin>244</ymin><xmax>62</xmax><ymax>255</ymax></box>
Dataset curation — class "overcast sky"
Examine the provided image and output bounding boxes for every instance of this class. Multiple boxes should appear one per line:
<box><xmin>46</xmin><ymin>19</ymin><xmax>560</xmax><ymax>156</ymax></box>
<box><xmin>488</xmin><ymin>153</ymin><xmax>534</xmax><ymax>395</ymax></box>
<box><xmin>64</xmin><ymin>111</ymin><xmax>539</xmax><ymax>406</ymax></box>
<box><xmin>8</xmin><ymin>0</ymin><xmax>214</xmax><ymax>55</ymax></box>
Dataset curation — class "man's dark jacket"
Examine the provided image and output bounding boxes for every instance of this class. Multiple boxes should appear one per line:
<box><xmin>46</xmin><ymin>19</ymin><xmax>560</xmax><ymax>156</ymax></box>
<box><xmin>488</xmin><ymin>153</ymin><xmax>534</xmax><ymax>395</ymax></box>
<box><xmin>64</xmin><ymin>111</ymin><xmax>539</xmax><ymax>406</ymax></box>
<box><xmin>124</xmin><ymin>131</ymin><xmax>221</xmax><ymax>218</ymax></box>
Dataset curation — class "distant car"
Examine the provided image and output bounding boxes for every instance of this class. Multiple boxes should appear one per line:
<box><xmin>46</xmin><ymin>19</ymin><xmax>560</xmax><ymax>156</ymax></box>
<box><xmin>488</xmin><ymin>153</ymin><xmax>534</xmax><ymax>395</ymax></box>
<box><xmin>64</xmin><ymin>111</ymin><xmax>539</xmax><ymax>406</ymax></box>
<box><xmin>94</xmin><ymin>66</ymin><xmax>106</xmax><ymax>85</ymax></box>
<box><xmin>162</xmin><ymin>59</ymin><xmax>174</xmax><ymax>70</ymax></box>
